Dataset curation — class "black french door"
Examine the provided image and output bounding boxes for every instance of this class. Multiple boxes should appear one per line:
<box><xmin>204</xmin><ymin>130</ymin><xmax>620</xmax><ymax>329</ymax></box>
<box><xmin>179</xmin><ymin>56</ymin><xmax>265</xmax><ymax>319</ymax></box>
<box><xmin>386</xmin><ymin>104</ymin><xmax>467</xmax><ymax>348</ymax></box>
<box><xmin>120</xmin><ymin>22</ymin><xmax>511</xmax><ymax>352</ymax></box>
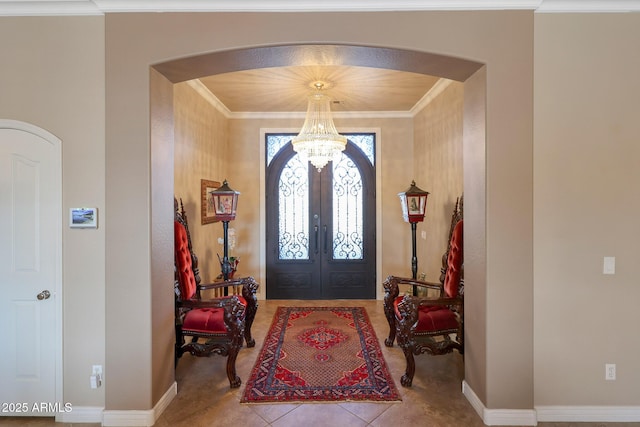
<box><xmin>265</xmin><ymin>133</ymin><xmax>376</xmax><ymax>299</ymax></box>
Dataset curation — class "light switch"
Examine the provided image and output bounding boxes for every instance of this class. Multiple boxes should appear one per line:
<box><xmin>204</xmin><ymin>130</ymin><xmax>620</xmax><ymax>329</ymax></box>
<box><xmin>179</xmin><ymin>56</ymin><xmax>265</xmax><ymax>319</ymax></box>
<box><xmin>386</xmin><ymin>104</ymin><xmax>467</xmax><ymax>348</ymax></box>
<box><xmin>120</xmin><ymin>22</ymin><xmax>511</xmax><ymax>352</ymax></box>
<box><xmin>421</xmin><ymin>230</ymin><xmax>427</xmax><ymax>240</ymax></box>
<box><xmin>603</xmin><ymin>257</ymin><xmax>615</xmax><ymax>275</ymax></box>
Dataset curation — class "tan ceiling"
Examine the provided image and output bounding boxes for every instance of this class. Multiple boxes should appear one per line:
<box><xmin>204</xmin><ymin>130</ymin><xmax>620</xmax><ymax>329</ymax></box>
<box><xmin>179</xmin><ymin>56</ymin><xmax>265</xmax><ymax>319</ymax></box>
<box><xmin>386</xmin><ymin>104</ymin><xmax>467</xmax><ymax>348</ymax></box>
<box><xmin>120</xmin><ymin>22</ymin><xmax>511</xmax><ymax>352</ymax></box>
<box><xmin>197</xmin><ymin>65</ymin><xmax>442</xmax><ymax>113</ymax></box>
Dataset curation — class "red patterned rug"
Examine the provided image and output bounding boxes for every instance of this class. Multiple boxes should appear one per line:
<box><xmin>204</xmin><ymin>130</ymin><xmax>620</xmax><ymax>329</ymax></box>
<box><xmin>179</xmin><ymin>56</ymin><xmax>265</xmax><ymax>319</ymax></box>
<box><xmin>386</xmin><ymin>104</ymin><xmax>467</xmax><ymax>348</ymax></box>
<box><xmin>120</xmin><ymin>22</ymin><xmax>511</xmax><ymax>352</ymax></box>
<box><xmin>241</xmin><ymin>306</ymin><xmax>401</xmax><ymax>403</ymax></box>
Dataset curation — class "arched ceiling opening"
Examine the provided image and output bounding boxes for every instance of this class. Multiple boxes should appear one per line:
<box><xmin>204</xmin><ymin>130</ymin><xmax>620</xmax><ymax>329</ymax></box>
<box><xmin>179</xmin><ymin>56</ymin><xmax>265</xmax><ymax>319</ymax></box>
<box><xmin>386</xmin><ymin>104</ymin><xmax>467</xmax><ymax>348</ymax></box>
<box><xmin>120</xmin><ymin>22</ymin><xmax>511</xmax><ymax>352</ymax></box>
<box><xmin>152</xmin><ymin>44</ymin><xmax>483</xmax><ymax>115</ymax></box>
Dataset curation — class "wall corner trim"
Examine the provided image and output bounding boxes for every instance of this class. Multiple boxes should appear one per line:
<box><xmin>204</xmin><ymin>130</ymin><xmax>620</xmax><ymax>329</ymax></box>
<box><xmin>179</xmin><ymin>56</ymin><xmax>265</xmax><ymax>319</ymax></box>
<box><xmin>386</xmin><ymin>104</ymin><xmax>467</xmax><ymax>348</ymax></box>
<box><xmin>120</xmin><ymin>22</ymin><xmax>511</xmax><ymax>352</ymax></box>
<box><xmin>462</xmin><ymin>380</ymin><xmax>537</xmax><ymax>426</ymax></box>
<box><xmin>102</xmin><ymin>382</ymin><xmax>177</xmax><ymax>426</ymax></box>
<box><xmin>463</xmin><ymin>381</ymin><xmax>640</xmax><ymax>424</ymax></box>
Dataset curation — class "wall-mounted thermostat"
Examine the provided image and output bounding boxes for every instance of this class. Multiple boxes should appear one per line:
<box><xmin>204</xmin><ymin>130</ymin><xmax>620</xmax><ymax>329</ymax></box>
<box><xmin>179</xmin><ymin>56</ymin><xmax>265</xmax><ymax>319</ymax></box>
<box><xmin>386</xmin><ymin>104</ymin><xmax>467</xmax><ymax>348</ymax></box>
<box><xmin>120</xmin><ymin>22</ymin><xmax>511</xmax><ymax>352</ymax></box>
<box><xmin>70</xmin><ymin>207</ymin><xmax>98</xmax><ymax>229</ymax></box>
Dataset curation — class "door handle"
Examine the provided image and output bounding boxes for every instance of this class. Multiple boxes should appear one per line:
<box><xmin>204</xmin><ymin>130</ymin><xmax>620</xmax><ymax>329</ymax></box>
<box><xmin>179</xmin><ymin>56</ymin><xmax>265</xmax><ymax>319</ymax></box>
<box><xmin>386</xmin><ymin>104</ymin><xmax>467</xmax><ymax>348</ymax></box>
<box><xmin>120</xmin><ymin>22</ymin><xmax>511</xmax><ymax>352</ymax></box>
<box><xmin>37</xmin><ymin>290</ymin><xmax>51</xmax><ymax>300</ymax></box>
<box><xmin>313</xmin><ymin>213</ymin><xmax>320</xmax><ymax>255</ymax></box>
<box><xmin>314</xmin><ymin>225</ymin><xmax>319</xmax><ymax>254</ymax></box>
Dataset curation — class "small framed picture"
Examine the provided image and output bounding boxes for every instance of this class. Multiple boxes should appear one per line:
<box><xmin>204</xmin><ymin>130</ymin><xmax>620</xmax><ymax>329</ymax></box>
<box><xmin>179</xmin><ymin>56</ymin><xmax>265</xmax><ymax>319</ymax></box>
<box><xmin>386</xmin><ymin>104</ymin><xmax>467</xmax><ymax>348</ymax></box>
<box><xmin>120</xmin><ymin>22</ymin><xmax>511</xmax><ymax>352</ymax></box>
<box><xmin>70</xmin><ymin>207</ymin><xmax>98</xmax><ymax>228</ymax></box>
<box><xmin>201</xmin><ymin>179</ymin><xmax>221</xmax><ymax>224</ymax></box>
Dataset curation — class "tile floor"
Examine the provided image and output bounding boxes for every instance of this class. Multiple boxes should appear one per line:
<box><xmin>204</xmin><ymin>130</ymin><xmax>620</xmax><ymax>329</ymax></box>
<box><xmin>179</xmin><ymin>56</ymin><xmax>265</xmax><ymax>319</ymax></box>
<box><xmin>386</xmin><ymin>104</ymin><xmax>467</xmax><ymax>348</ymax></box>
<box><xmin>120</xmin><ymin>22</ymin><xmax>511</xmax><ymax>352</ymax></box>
<box><xmin>1</xmin><ymin>300</ymin><xmax>638</xmax><ymax>426</ymax></box>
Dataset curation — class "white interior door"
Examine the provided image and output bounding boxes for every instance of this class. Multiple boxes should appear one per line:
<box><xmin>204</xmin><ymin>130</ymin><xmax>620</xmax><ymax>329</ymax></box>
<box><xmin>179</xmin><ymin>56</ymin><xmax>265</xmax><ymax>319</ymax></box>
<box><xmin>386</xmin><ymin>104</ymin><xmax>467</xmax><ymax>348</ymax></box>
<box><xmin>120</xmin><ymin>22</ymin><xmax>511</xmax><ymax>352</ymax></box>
<box><xmin>0</xmin><ymin>121</ymin><xmax>61</xmax><ymax>416</ymax></box>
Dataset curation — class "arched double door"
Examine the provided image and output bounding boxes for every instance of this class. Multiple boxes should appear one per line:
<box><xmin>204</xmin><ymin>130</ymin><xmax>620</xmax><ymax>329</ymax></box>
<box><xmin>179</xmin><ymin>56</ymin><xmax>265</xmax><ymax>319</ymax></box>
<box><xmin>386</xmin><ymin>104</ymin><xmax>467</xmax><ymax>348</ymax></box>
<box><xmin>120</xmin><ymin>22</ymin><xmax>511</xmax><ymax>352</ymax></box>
<box><xmin>266</xmin><ymin>133</ymin><xmax>376</xmax><ymax>299</ymax></box>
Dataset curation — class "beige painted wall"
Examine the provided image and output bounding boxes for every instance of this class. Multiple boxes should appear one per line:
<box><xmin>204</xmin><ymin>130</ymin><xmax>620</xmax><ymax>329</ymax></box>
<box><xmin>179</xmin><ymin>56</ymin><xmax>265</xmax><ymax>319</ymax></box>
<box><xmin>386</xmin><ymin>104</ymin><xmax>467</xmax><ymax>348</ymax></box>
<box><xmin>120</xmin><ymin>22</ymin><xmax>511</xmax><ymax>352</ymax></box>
<box><xmin>150</xmin><ymin>69</ymin><xmax>176</xmax><ymax>408</ymax></box>
<box><xmin>106</xmin><ymin>10</ymin><xmax>531</xmax><ymax>412</ymax></box>
<box><xmin>174</xmin><ymin>81</ymin><xmax>229</xmax><ymax>283</ymax></box>
<box><xmin>534</xmin><ymin>13</ymin><xmax>640</xmax><ymax>406</ymax></box>
<box><xmin>413</xmin><ymin>80</ymin><xmax>464</xmax><ymax>284</ymax></box>
<box><xmin>0</xmin><ymin>16</ymin><xmax>106</xmax><ymax>409</ymax></box>
<box><xmin>5</xmin><ymin>7</ymin><xmax>637</xmax><ymax>423</ymax></box>
<box><xmin>462</xmin><ymin>66</ymin><xmax>489</xmax><ymax>411</ymax></box>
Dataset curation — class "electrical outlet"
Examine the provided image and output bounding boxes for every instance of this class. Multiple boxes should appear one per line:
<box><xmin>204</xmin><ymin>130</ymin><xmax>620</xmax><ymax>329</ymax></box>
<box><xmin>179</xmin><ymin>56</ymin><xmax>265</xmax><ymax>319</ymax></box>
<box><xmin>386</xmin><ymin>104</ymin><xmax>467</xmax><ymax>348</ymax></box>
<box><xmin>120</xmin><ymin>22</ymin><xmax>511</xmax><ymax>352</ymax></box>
<box><xmin>605</xmin><ymin>363</ymin><xmax>616</xmax><ymax>380</ymax></box>
<box><xmin>91</xmin><ymin>365</ymin><xmax>103</xmax><ymax>389</ymax></box>
<box><xmin>603</xmin><ymin>257</ymin><xmax>615</xmax><ymax>275</ymax></box>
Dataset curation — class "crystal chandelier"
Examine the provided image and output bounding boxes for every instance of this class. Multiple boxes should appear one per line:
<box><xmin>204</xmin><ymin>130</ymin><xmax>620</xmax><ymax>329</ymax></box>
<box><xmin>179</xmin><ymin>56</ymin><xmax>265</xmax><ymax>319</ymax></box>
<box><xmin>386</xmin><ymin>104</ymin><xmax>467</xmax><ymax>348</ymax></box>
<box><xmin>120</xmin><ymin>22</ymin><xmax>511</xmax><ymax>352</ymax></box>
<box><xmin>291</xmin><ymin>82</ymin><xmax>347</xmax><ymax>172</ymax></box>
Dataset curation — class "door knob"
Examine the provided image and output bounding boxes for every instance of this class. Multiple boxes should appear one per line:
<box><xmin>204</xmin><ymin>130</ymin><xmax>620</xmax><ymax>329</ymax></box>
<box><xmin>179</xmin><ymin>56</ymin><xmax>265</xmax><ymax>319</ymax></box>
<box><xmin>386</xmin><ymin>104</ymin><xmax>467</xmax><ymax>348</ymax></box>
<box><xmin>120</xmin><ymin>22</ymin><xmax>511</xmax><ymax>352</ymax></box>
<box><xmin>36</xmin><ymin>290</ymin><xmax>51</xmax><ymax>300</ymax></box>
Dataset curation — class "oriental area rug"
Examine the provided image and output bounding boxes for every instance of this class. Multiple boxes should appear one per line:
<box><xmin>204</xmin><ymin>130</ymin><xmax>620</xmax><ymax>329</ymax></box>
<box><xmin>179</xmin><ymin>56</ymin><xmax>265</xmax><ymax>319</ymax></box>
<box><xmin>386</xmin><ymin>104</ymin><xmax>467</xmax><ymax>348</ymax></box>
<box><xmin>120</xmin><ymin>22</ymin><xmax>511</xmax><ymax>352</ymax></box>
<box><xmin>240</xmin><ymin>306</ymin><xmax>401</xmax><ymax>404</ymax></box>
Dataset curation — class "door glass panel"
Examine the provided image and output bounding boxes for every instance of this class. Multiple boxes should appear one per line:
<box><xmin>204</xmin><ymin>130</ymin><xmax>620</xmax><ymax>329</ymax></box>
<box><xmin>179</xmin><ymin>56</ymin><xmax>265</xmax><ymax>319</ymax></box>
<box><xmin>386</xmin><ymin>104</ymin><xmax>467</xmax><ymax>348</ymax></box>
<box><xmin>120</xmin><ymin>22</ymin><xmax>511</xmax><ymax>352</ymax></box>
<box><xmin>278</xmin><ymin>154</ymin><xmax>309</xmax><ymax>260</ymax></box>
<box><xmin>267</xmin><ymin>134</ymin><xmax>292</xmax><ymax>166</ymax></box>
<box><xmin>266</xmin><ymin>132</ymin><xmax>376</xmax><ymax>299</ymax></box>
<box><xmin>347</xmin><ymin>134</ymin><xmax>375</xmax><ymax>166</ymax></box>
<box><xmin>332</xmin><ymin>153</ymin><xmax>363</xmax><ymax>260</ymax></box>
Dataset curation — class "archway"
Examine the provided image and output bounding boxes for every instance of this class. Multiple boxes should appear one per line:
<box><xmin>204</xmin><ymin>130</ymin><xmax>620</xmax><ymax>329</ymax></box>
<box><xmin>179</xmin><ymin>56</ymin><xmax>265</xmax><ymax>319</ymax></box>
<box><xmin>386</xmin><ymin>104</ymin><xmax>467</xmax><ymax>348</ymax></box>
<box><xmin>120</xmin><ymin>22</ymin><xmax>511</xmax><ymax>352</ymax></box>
<box><xmin>151</xmin><ymin>44</ymin><xmax>485</xmax><ymax>298</ymax></box>
<box><xmin>148</xmin><ymin>42</ymin><xmax>486</xmax><ymax>413</ymax></box>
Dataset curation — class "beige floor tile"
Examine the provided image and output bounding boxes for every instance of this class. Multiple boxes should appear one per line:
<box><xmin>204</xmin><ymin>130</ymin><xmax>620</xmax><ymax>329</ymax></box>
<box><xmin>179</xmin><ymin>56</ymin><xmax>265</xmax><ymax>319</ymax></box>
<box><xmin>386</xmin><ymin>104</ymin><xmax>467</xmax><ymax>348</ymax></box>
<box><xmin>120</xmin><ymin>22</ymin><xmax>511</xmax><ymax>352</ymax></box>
<box><xmin>3</xmin><ymin>300</ymin><xmax>637</xmax><ymax>426</ymax></box>
<box><xmin>270</xmin><ymin>404</ymin><xmax>368</xmax><ymax>427</ymax></box>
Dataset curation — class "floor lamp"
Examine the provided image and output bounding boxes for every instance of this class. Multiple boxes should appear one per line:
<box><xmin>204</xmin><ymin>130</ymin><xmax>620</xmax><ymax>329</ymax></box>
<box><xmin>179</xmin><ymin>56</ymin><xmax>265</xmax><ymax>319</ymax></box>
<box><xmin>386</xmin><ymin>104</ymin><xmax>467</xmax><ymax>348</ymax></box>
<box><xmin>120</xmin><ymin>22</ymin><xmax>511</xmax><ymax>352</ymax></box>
<box><xmin>398</xmin><ymin>181</ymin><xmax>429</xmax><ymax>295</ymax></box>
<box><xmin>209</xmin><ymin>180</ymin><xmax>240</xmax><ymax>293</ymax></box>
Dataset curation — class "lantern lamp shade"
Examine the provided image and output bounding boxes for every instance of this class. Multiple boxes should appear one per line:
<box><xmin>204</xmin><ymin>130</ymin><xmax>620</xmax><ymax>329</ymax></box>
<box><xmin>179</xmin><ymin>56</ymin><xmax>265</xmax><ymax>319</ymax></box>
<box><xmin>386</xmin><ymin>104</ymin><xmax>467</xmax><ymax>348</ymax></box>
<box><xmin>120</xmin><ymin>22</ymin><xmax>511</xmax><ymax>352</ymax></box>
<box><xmin>398</xmin><ymin>181</ymin><xmax>430</xmax><ymax>223</ymax></box>
<box><xmin>210</xmin><ymin>179</ymin><xmax>240</xmax><ymax>222</ymax></box>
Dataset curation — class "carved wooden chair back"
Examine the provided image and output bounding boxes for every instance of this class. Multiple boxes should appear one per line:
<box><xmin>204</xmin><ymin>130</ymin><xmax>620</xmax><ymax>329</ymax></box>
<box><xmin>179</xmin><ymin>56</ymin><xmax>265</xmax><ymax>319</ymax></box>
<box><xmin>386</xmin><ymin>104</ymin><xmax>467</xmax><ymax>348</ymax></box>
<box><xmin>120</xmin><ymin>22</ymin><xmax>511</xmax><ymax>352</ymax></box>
<box><xmin>383</xmin><ymin>195</ymin><xmax>464</xmax><ymax>387</ymax></box>
<box><xmin>173</xmin><ymin>197</ymin><xmax>258</xmax><ymax>388</ymax></box>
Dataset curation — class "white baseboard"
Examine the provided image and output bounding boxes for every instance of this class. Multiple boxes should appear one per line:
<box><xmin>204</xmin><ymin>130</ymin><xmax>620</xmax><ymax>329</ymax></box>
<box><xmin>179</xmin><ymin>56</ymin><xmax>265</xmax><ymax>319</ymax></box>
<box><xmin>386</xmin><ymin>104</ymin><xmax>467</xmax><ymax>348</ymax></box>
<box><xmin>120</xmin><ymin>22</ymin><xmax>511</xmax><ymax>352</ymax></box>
<box><xmin>102</xmin><ymin>381</ymin><xmax>177</xmax><ymax>426</ymax></box>
<box><xmin>61</xmin><ymin>381</ymin><xmax>640</xmax><ymax>425</ymax></box>
<box><xmin>56</xmin><ymin>406</ymin><xmax>104</xmax><ymax>423</ymax></box>
<box><xmin>462</xmin><ymin>380</ymin><xmax>537</xmax><ymax>426</ymax></box>
<box><xmin>536</xmin><ymin>405</ymin><xmax>640</xmax><ymax>422</ymax></box>
<box><xmin>463</xmin><ymin>381</ymin><xmax>640</xmax><ymax>425</ymax></box>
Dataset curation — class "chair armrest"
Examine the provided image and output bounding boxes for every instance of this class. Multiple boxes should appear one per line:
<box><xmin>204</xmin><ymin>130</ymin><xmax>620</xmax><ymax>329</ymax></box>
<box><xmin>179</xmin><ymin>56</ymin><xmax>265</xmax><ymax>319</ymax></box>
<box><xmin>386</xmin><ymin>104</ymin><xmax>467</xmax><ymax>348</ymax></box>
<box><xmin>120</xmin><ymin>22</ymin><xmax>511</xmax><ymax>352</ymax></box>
<box><xmin>177</xmin><ymin>295</ymin><xmax>238</xmax><ymax>310</ymax></box>
<box><xmin>394</xmin><ymin>276</ymin><xmax>444</xmax><ymax>291</ymax></box>
<box><xmin>196</xmin><ymin>276</ymin><xmax>256</xmax><ymax>301</ymax></box>
<box><xmin>238</xmin><ymin>276</ymin><xmax>259</xmax><ymax>297</ymax></box>
<box><xmin>198</xmin><ymin>276</ymin><xmax>258</xmax><ymax>294</ymax></box>
<box><xmin>197</xmin><ymin>280</ymin><xmax>238</xmax><ymax>292</ymax></box>
<box><xmin>383</xmin><ymin>275</ymin><xmax>444</xmax><ymax>324</ymax></box>
<box><xmin>398</xmin><ymin>294</ymin><xmax>463</xmax><ymax>311</ymax></box>
<box><xmin>417</xmin><ymin>296</ymin><xmax>463</xmax><ymax>308</ymax></box>
<box><xmin>238</xmin><ymin>276</ymin><xmax>259</xmax><ymax>308</ymax></box>
<box><xmin>396</xmin><ymin>294</ymin><xmax>463</xmax><ymax>326</ymax></box>
<box><xmin>383</xmin><ymin>275</ymin><xmax>444</xmax><ymax>295</ymax></box>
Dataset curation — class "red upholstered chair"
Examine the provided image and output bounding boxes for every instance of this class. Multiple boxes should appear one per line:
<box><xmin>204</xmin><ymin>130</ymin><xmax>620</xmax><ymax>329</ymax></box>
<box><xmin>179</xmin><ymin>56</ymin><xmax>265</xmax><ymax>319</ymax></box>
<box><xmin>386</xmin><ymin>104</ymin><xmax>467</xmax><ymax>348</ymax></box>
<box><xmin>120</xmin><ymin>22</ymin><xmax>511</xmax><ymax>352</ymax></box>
<box><xmin>174</xmin><ymin>198</ymin><xmax>258</xmax><ymax>388</ymax></box>
<box><xmin>383</xmin><ymin>197</ymin><xmax>463</xmax><ymax>387</ymax></box>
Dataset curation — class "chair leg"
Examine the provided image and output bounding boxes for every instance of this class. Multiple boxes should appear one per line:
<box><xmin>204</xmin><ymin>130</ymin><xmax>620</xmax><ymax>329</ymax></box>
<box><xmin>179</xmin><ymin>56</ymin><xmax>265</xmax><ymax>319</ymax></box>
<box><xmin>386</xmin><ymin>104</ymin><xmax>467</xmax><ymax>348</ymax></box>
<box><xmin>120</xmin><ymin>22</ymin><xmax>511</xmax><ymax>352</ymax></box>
<box><xmin>383</xmin><ymin>276</ymin><xmax>399</xmax><ymax>347</ymax></box>
<box><xmin>400</xmin><ymin>346</ymin><xmax>416</xmax><ymax>387</ymax></box>
<box><xmin>226</xmin><ymin>344</ymin><xmax>242</xmax><ymax>388</ymax></box>
<box><xmin>244</xmin><ymin>302</ymin><xmax>257</xmax><ymax>348</ymax></box>
<box><xmin>458</xmin><ymin>320</ymin><xmax>464</xmax><ymax>355</ymax></box>
<box><xmin>384</xmin><ymin>314</ymin><xmax>396</xmax><ymax>347</ymax></box>
<box><xmin>174</xmin><ymin>345</ymin><xmax>181</xmax><ymax>368</ymax></box>
<box><xmin>241</xmin><ymin>278</ymin><xmax>259</xmax><ymax>348</ymax></box>
<box><xmin>175</xmin><ymin>324</ymin><xmax>185</xmax><ymax>367</ymax></box>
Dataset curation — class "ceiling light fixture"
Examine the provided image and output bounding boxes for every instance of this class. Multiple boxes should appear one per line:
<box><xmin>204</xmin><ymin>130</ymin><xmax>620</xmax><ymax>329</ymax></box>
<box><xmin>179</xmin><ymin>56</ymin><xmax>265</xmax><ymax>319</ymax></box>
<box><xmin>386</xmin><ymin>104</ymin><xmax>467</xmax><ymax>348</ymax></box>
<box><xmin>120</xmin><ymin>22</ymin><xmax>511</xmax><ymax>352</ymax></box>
<box><xmin>291</xmin><ymin>81</ymin><xmax>347</xmax><ymax>172</ymax></box>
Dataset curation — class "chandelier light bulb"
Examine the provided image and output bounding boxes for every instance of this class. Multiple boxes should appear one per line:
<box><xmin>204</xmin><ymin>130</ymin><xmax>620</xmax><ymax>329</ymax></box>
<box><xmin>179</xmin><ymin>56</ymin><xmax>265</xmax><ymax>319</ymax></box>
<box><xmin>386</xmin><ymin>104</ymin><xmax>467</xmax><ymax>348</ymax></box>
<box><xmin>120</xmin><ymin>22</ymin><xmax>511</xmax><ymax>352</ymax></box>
<box><xmin>292</xmin><ymin>82</ymin><xmax>347</xmax><ymax>172</ymax></box>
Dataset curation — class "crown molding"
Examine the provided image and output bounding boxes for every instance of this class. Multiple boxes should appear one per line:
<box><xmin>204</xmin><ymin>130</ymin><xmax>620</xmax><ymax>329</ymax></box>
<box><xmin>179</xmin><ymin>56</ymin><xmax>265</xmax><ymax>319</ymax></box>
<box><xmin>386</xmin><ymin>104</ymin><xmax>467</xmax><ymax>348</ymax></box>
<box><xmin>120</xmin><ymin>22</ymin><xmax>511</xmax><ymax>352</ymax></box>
<box><xmin>186</xmin><ymin>79</ymin><xmax>232</xmax><ymax>119</ymax></box>
<box><xmin>536</xmin><ymin>0</ymin><xmax>640</xmax><ymax>12</ymax></box>
<box><xmin>191</xmin><ymin>77</ymin><xmax>415</xmax><ymax>120</ymax></box>
<box><xmin>0</xmin><ymin>0</ymin><xmax>638</xmax><ymax>16</ymax></box>
<box><xmin>93</xmin><ymin>0</ymin><xmax>542</xmax><ymax>12</ymax></box>
<box><xmin>0</xmin><ymin>1</ymin><xmax>102</xmax><ymax>16</ymax></box>
<box><xmin>411</xmin><ymin>78</ymin><xmax>454</xmax><ymax>116</ymax></box>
